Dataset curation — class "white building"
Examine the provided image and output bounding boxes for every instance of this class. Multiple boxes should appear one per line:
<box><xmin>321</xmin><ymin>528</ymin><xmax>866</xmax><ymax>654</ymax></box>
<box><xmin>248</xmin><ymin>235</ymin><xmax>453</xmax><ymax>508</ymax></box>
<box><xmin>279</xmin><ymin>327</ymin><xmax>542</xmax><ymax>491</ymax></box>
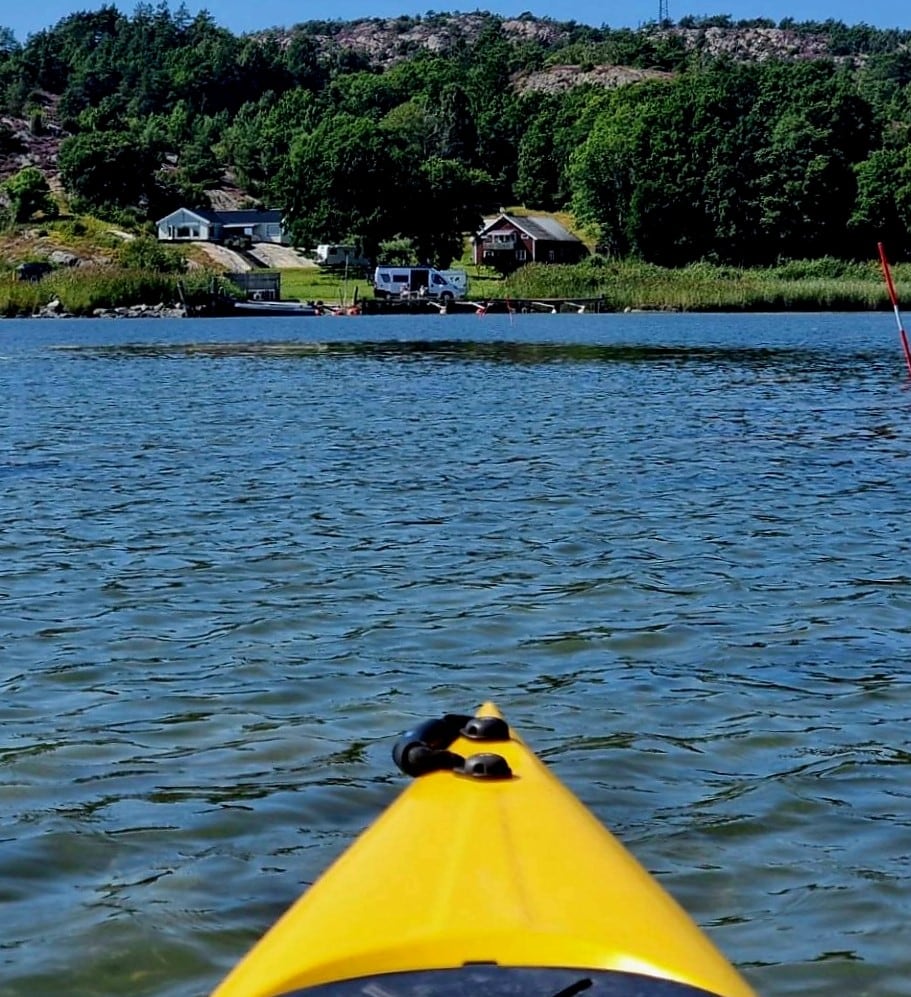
<box><xmin>156</xmin><ymin>207</ymin><xmax>286</xmax><ymax>244</ymax></box>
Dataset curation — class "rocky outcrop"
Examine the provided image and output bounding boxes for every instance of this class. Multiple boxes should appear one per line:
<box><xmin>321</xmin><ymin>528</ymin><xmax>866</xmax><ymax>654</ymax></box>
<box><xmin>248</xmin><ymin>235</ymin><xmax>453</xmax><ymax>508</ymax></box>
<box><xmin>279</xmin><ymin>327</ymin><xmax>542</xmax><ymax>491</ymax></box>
<box><xmin>274</xmin><ymin>14</ymin><xmax>571</xmax><ymax>68</ymax></box>
<box><xmin>273</xmin><ymin>14</ymin><xmax>857</xmax><ymax>76</ymax></box>
<box><xmin>515</xmin><ymin>64</ymin><xmax>674</xmax><ymax>95</ymax></box>
<box><xmin>262</xmin><ymin>16</ymin><xmax>864</xmax><ymax>96</ymax></box>
<box><xmin>662</xmin><ymin>25</ymin><xmax>856</xmax><ymax>64</ymax></box>
<box><xmin>0</xmin><ymin>92</ymin><xmax>66</xmax><ymax>188</ymax></box>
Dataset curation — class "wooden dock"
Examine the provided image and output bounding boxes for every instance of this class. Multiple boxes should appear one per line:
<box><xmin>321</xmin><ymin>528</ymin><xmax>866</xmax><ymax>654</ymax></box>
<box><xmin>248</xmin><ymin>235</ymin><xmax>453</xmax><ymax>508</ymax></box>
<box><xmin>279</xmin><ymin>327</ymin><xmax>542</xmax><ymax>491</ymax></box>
<box><xmin>359</xmin><ymin>296</ymin><xmax>606</xmax><ymax>316</ymax></box>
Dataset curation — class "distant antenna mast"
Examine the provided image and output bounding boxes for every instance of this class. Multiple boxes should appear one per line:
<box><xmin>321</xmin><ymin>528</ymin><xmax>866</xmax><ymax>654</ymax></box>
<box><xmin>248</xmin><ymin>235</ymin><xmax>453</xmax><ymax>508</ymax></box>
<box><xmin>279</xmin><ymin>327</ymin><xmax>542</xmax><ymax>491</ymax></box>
<box><xmin>658</xmin><ymin>0</ymin><xmax>669</xmax><ymax>22</ymax></box>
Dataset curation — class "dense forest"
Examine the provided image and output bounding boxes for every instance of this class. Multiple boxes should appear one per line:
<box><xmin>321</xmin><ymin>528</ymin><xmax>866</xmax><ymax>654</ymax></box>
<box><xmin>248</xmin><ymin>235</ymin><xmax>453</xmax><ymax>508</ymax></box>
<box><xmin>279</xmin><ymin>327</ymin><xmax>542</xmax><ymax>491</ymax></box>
<box><xmin>3</xmin><ymin>4</ymin><xmax>911</xmax><ymax>267</ymax></box>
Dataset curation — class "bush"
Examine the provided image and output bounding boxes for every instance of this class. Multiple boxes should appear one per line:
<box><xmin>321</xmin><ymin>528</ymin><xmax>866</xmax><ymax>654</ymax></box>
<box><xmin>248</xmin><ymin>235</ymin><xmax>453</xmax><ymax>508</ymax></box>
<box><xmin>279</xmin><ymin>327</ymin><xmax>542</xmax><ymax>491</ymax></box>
<box><xmin>117</xmin><ymin>237</ymin><xmax>188</xmax><ymax>274</ymax></box>
<box><xmin>1</xmin><ymin>166</ymin><xmax>58</xmax><ymax>222</ymax></box>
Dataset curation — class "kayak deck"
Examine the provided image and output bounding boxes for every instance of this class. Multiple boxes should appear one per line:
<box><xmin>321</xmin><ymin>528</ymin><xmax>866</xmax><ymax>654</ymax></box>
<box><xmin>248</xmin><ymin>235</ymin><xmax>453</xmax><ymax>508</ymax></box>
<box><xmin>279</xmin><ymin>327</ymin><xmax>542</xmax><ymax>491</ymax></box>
<box><xmin>213</xmin><ymin>704</ymin><xmax>756</xmax><ymax>997</ymax></box>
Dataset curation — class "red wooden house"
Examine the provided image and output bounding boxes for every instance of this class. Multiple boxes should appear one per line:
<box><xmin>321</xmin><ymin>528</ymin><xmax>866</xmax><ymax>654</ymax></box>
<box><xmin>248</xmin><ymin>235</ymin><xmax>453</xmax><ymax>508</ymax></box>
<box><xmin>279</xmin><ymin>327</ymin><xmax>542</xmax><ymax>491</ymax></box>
<box><xmin>473</xmin><ymin>213</ymin><xmax>588</xmax><ymax>272</ymax></box>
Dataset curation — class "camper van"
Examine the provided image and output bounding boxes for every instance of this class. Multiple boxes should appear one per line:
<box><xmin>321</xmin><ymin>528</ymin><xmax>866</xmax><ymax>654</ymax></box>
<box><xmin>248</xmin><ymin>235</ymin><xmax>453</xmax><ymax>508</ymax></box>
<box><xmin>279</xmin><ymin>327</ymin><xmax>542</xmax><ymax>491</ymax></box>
<box><xmin>373</xmin><ymin>266</ymin><xmax>468</xmax><ymax>301</ymax></box>
<box><xmin>439</xmin><ymin>269</ymin><xmax>469</xmax><ymax>294</ymax></box>
<box><xmin>314</xmin><ymin>244</ymin><xmax>370</xmax><ymax>270</ymax></box>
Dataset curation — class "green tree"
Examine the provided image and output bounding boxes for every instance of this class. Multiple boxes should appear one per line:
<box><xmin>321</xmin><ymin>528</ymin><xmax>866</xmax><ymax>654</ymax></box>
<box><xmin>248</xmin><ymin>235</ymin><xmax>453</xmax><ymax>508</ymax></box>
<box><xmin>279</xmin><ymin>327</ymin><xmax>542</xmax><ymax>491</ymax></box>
<box><xmin>324</xmin><ymin>71</ymin><xmax>405</xmax><ymax>119</ymax></box>
<box><xmin>571</xmin><ymin>60</ymin><xmax>878</xmax><ymax>265</ymax></box>
<box><xmin>570</xmin><ymin>88</ymin><xmax>653</xmax><ymax>258</ymax></box>
<box><xmin>850</xmin><ymin>147</ymin><xmax>911</xmax><ymax>257</ymax></box>
<box><xmin>1</xmin><ymin>166</ymin><xmax>58</xmax><ymax>221</ymax></box>
<box><xmin>465</xmin><ymin>20</ymin><xmax>524</xmax><ymax>192</ymax></box>
<box><xmin>224</xmin><ymin>88</ymin><xmax>319</xmax><ymax>197</ymax></box>
<box><xmin>751</xmin><ymin>62</ymin><xmax>876</xmax><ymax>260</ymax></box>
<box><xmin>0</xmin><ymin>27</ymin><xmax>18</xmax><ymax>54</ymax></box>
<box><xmin>410</xmin><ymin>156</ymin><xmax>495</xmax><ymax>266</ymax></box>
<box><xmin>283</xmin><ymin>32</ymin><xmax>324</xmax><ymax>90</ymax></box>
<box><xmin>58</xmin><ymin>129</ymin><xmax>163</xmax><ymax>216</ymax></box>
<box><xmin>516</xmin><ymin>88</ymin><xmax>609</xmax><ymax>210</ymax></box>
<box><xmin>280</xmin><ymin>113</ymin><xmax>408</xmax><ymax>255</ymax></box>
<box><xmin>429</xmin><ymin>83</ymin><xmax>478</xmax><ymax>162</ymax></box>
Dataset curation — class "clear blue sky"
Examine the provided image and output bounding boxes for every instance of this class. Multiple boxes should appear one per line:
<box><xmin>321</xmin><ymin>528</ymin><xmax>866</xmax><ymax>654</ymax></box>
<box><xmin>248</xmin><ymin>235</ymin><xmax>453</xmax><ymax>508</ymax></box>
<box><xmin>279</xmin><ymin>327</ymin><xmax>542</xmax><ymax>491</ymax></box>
<box><xmin>4</xmin><ymin>0</ymin><xmax>910</xmax><ymax>42</ymax></box>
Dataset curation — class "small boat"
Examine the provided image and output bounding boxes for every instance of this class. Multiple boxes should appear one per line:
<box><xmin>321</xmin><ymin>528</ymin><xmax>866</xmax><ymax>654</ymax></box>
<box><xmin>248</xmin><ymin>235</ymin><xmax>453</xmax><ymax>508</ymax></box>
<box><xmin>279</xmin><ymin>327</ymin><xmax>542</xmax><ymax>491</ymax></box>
<box><xmin>231</xmin><ymin>299</ymin><xmax>323</xmax><ymax>317</ymax></box>
<box><xmin>212</xmin><ymin>703</ymin><xmax>757</xmax><ymax>997</ymax></box>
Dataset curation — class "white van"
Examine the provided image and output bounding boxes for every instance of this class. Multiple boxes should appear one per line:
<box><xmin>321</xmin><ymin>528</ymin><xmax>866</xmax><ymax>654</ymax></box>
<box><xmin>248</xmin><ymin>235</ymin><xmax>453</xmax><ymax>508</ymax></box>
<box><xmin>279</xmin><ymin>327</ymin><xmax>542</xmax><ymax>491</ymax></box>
<box><xmin>373</xmin><ymin>266</ymin><xmax>467</xmax><ymax>301</ymax></box>
<box><xmin>314</xmin><ymin>244</ymin><xmax>370</xmax><ymax>269</ymax></box>
<box><xmin>440</xmin><ymin>269</ymin><xmax>469</xmax><ymax>294</ymax></box>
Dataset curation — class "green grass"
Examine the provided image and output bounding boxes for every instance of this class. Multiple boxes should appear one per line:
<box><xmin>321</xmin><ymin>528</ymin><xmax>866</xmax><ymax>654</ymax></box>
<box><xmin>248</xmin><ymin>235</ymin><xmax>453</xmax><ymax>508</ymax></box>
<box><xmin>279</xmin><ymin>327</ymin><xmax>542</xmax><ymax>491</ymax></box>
<box><xmin>277</xmin><ymin>268</ymin><xmax>372</xmax><ymax>305</ymax></box>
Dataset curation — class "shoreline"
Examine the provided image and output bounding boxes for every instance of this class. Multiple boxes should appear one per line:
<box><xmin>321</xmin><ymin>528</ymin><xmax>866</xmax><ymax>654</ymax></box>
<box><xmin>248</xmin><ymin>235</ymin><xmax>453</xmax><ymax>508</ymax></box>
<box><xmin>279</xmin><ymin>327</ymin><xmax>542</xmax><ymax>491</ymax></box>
<box><xmin>2</xmin><ymin>292</ymin><xmax>895</xmax><ymax>319</ymax></box>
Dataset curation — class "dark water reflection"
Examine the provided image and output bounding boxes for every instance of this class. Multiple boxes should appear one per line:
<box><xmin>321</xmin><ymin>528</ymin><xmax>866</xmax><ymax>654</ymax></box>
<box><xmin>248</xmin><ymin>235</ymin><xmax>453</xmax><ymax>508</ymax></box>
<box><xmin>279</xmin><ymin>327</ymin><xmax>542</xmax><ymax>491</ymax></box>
<box><xmin>2</xmin><ymin>313</ymin><xmax>910</xmax><ymax>996</ymax></box>
<box><xmin>59</xmin><ymin>336</ymin><xmax>882</xmax><ymax>373</ymax></box>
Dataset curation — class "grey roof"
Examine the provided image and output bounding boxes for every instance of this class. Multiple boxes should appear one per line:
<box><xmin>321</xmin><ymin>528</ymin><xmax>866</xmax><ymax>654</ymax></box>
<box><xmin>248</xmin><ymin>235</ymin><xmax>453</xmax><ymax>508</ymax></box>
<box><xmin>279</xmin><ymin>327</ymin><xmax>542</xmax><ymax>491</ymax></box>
<box><xmin>157</xmin><ymin>207</ymin><xmax>282</xmax><ymax>225</ymax></box>
<box><xmin>199</xmin><ymin>209</ymin><xmax>283</xmax><ymax>225</ymax></box>
<box><xmin>479</xmin><ymin>213</ymin><xmax>581</xmax><ymax>243</ymax></box>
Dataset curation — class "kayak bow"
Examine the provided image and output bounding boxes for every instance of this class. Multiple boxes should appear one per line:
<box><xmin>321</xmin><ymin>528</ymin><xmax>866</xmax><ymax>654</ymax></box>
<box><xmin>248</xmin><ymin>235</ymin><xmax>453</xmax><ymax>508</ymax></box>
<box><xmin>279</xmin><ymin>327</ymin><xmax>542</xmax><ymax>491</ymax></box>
<box><xmin>213</xmin><ymin>703</ymin><xmax>757</xmax><ymax>997</ymax></box>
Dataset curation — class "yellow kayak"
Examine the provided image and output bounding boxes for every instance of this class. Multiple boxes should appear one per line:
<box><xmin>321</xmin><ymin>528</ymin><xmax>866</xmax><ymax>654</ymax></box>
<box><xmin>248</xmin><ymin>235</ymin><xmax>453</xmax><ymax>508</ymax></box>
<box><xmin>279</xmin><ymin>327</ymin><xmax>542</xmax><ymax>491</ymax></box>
<box><xmin>213</xmin><ymin>703</ymin><xmax>757</xmax><ymax>997</ymax></box>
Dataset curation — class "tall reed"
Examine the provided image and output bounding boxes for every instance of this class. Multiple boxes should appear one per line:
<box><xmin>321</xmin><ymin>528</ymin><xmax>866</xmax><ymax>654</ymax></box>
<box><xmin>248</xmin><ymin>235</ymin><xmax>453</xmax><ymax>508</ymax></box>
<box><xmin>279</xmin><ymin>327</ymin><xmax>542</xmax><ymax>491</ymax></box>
<box><xmin>503</xmin><ymin>259</ymin><xmax>905</xmax><ymax>312</ymax></box>
<box><xmin>0</xmin><ymin>266</ymin><xmax>222</xmax><ymax>316</ymax></box>
<box><xmin>0</xmin><ymin>275</ymin><xmax>43</xmax><ymax>316</ymax></box>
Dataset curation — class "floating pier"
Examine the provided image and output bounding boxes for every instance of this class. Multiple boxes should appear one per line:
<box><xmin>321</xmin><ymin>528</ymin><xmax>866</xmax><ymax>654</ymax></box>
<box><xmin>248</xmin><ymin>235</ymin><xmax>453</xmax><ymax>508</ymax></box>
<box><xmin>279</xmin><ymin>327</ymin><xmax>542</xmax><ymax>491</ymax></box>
<box><xmin>359</xmin><ymin>296</ymin><xmax>607</xmax><ymax>316</ymax></box>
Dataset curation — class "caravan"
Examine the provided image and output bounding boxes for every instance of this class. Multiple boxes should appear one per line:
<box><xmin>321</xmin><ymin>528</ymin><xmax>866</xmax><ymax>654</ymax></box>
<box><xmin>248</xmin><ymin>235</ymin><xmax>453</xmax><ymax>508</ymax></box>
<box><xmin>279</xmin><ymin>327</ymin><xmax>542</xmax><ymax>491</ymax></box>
<box><xmin>372</xmin><ymin>266</ymin><xmax>468</xmax><ymax>301</ymax></box>
<box><xmin>314</xmin><ymin>245</ymin><xmax>370</xmax><ymax>270</ymax></box>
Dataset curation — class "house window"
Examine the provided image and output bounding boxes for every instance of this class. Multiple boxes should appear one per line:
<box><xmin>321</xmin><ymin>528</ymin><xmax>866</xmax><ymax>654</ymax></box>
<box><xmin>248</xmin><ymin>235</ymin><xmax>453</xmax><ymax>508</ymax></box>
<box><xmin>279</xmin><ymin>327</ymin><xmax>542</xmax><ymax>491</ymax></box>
<box><xmin>516</xmin><ymin>250</ymin><xmax>527</xmax><ymax>261</ymax></box>
<box><xmin>484</xmin><ymin>250</ymin><xmax>494</xmax><ymax>260</ymax></box>
<box><xmin>548</xmin><ymin>250</ymin><xmax>555</xmax><ymax>261</ymax></box>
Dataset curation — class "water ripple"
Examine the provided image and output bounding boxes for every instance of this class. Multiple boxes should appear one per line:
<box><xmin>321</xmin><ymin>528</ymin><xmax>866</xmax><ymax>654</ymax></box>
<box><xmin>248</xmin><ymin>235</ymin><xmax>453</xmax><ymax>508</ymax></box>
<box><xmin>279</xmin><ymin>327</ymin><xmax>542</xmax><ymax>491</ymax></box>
<box><xmin>2</xmin><ymin>314</ymin><xmax>910</xmax><ymax>996</ymax></box>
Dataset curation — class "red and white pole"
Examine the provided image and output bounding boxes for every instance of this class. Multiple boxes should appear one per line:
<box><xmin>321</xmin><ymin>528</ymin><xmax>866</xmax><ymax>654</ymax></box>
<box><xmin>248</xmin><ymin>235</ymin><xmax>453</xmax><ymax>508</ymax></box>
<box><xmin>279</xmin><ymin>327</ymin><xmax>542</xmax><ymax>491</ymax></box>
<box><xmin>877</xmin><ymin>241</ymin><xmax>911</xmax><ymax>378</ymax></box>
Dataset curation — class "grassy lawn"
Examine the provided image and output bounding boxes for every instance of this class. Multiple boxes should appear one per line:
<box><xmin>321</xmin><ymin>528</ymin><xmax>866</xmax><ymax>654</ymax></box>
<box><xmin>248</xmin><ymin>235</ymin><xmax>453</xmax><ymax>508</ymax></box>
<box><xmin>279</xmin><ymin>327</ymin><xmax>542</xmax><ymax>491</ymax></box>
<box><xmin>276</xmin><ymin>262</ymin><xmax>509</xmax><ymax>305</ymax></box>
<box><xmin>277</xmin><ymin>267</ymin><xmax>371</xmax><ymax>305</ymax></box>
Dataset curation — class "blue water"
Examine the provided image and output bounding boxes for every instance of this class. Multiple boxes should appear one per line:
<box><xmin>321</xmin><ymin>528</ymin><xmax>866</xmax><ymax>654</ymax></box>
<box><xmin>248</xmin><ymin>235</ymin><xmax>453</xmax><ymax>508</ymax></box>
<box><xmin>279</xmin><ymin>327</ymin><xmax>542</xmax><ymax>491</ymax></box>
<box><xmin>2</xmin><ymin>312</ymin><xmax>909</xmax><ymax>996</ymax></box>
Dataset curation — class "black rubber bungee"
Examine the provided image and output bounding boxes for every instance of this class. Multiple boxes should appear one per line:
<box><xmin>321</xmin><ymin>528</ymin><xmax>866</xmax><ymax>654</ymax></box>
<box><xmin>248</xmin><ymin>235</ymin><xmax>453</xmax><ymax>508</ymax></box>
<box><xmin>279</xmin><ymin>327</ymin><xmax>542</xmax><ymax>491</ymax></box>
<box><xmin>392</xmin><ymin>714</ymin><xmax>472</xmax><ymax>776</ymax></box>
<box><xmin>393</xmin><ymin>713</ymin><xmax>512</xmax><ymax>779</ymax></box>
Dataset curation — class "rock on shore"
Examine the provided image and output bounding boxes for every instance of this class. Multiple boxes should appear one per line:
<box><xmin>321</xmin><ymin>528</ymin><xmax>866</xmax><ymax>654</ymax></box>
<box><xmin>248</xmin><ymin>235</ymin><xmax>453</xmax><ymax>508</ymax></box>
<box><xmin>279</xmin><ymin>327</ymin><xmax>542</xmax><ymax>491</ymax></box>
<box><xmin>32</xmin><ymin>299</ymin><xmax>187</xmax><ymax>318</ymax></box>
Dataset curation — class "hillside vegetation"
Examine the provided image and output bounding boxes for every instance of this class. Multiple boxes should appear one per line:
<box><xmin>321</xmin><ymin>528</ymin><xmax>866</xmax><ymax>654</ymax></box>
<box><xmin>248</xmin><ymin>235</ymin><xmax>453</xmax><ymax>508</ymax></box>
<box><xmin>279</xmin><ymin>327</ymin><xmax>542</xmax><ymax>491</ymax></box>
<box><xmin>2</xmin><ymin>8</ymin><xmax>911</xmax><ymax>274</ymax></box>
